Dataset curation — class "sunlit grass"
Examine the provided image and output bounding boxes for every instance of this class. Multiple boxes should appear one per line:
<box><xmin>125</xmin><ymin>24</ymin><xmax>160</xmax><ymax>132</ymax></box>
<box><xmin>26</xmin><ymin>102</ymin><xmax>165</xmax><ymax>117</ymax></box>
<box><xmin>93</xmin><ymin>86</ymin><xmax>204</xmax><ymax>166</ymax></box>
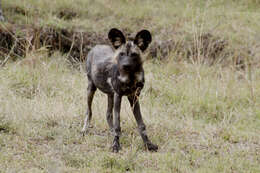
<box><xmin>0</xmin><ymin>53</ymin><xmax>259</xmax><ymax>172</ymax></box>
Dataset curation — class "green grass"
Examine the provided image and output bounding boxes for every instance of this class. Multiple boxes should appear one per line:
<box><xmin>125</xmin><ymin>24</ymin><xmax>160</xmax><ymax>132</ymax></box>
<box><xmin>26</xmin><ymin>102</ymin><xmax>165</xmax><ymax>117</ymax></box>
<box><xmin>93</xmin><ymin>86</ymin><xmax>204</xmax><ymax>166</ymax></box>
<box><xmin>1</xmin><ymin>0</ymin><xmax>260</xmax><ymax>172</ymax></box>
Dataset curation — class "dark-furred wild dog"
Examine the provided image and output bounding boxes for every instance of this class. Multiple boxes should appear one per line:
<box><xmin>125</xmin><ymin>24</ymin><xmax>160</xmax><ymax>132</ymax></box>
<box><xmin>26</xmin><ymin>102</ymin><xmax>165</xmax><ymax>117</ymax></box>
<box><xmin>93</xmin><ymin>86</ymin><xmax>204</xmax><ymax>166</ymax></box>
<box><xmin>82</xmin><ymin>28</ymin><xmax>158</xmax><ymax>152</ymax></box>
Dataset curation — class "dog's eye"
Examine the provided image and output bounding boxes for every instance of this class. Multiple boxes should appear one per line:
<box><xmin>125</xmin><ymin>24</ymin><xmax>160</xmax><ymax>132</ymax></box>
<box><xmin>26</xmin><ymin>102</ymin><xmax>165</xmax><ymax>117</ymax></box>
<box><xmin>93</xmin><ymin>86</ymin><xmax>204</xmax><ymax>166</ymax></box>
<box><xmin>119</xmin><ymin>52</ymin><xmax>125</xmax><ymax>57</ymax></box>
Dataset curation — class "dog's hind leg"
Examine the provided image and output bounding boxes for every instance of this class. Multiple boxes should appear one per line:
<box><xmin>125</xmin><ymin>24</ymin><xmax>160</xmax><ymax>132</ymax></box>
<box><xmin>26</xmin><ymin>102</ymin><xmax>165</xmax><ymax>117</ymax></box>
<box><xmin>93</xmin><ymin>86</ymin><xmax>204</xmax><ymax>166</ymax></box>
<box><xmin>81</xmin><ymin>81</ymin><xmax>96</xmax><ymax>134</ymax></box>
<box><xmin>106</xmin><ymin>94</ymin><xmax>114</xmax><ymax>132</ymax></box>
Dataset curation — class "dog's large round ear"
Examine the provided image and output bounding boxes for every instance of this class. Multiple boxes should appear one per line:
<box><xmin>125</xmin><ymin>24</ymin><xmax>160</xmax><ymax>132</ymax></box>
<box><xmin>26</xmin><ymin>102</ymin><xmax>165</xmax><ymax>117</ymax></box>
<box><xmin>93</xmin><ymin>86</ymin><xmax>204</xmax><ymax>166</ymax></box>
<box><xmin>134</xmin><ymin>30</ymin><xmax>152</xmax><ymax>52</ymax></box>
<box><xmin>108</xmin><ymin>28</ymin><xmax>126</xmax><ymax>49</ymax></box>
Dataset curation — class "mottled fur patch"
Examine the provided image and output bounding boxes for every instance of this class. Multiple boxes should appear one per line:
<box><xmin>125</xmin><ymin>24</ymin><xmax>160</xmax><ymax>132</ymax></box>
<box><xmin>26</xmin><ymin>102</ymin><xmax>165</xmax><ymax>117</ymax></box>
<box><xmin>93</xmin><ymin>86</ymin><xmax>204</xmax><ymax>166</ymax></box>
<box><xmin>107</xmin><ymin>77</ymin><xmax>113</xmax><ymax>88</ymax></box>
<box><xmin>112</xmin><ymin>47</ymin><xmax>123</xmax><ymax>64</ymax></box>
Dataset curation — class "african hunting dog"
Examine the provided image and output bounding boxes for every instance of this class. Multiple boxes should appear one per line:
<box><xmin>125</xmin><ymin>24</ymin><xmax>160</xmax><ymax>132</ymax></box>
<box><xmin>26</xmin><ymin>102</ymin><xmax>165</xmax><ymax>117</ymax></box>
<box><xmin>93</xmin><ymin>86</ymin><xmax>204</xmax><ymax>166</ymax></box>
<box><xmin>82</xmin><ymin>28</ymin><xmax>158</xmax><ymax>152</ymax></box>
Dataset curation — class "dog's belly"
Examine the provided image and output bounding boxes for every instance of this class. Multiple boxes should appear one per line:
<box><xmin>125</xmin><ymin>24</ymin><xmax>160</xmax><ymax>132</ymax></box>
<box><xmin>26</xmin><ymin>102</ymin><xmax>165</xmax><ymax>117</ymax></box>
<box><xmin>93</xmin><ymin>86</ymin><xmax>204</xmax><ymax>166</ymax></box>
<box><xmin>91</xmin><ymin>63</ymin><xmax>114</xmax><ymax>94</ymax></box>
<box><xmin>93</xmin><ymin>77</ymin><xmax>114</xmax><ymax>94</ymax></box>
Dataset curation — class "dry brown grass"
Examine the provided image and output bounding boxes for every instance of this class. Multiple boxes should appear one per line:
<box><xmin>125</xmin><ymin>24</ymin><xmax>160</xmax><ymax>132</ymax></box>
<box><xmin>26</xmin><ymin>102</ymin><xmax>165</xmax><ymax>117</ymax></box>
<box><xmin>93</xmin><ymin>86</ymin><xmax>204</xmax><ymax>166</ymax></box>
<box><xmin>0</xmin><ymin>0</ymin><xmax>260</xmax><ymax>172</ymax></box>
<box><xmin>0</xmin><ymin>53</ymin><xmax>259</xmax><ymax>172</ymax></box>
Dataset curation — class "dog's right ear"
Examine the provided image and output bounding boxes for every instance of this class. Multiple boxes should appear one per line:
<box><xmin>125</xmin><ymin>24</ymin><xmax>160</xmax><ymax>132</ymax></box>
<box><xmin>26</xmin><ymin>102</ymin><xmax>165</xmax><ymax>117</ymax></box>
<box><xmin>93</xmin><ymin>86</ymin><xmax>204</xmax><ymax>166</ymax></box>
<box><xmin>108</xmin><ymin>28</ymin><xmax>126</xmax><ymax>49</ymax></box>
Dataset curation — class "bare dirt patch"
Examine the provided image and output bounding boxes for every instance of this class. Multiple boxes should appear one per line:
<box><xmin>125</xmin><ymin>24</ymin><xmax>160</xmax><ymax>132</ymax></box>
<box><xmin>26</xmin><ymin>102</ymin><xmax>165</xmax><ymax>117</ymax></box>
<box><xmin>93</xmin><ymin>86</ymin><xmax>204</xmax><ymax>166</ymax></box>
<box><xmin>149</xmin><ymin>32</ymin><xmax>247</xmax><ymax>68</ymax></box>
<box><xmin>187</xmin><ymin>33</ymin><xmax>227</xmax><ymax>64</ymax></box>
<box><xmin>0</xmin><ymin>25</ymin><xmax>108</xmax><ymax>62</ymax></box>
<box><xmin>0</xmin><ymin>25</ymin><xmax>251</xmax><ymax>68</ymax></box>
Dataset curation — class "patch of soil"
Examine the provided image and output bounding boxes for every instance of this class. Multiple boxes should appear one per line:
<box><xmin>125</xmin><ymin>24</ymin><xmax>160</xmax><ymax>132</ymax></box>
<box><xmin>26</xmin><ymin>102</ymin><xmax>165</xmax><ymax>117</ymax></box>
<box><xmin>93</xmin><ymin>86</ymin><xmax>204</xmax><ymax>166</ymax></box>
<box><xmin>149</xmin><ymin>32</ymin><xmax>248</xmax><ymax>68</ymax></box>
<box><xmin>0</xmin><ymin>27</ymin><xmax>28</xmax><ymax>60</ymax></box>
<box><xmin>0</xmin><ymin>24</ymin><xmax>251</xmax><ymax>68</ymax></box>
<box><xmin>36</xmin><ymin>27</ymin><xmax>108</xmax><ymax>60</ymax></box>
<box><xmin>149</xmin><ymin>39</ymin><xmax>176</xmax><ymax>59</ymax></box>
<box><xmin>187</xmin><ymin>33</ymin><xmax>227</xmax><ymax>64</ymax></box>
<box><xmin>150</xmin><ymin>33</ymin><xmax>227</xmax><ymax>62</ymax></box>
<box><xmin>0</xmin><ymin>25</ymin><xmax>108</xmax><ymax>62</ymax></box>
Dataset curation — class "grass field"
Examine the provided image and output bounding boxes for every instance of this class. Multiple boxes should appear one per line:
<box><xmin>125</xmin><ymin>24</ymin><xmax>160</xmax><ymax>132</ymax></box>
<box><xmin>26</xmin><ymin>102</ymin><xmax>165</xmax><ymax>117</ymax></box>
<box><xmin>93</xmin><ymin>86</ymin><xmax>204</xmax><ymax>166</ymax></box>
<box><xmin>0</xmin><ymin>0</ymin><xmax>260</xmax><ymax>172</ymax></box>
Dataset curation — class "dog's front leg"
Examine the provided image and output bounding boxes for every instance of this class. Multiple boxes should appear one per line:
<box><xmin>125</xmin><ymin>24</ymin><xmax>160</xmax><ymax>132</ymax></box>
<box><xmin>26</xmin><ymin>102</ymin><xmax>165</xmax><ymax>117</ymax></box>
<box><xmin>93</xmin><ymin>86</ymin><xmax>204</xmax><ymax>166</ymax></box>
<box><xmin>128</xmin><ymin>95</ymin><xmax>158</xmax><ymax>152</ymax></box>
<box><xmin>112</xmin><ymin>93</ymin><xmax>122</xmax><ymax>152</ymax></box>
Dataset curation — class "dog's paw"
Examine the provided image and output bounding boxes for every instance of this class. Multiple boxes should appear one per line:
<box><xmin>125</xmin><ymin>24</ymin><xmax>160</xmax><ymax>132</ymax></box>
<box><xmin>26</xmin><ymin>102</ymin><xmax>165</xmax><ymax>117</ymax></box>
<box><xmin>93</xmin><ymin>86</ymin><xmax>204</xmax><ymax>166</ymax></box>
<box><xmin>146</xmin><ymin>142</ymin><xmax>158</xmax><ymax>152</ymax></box>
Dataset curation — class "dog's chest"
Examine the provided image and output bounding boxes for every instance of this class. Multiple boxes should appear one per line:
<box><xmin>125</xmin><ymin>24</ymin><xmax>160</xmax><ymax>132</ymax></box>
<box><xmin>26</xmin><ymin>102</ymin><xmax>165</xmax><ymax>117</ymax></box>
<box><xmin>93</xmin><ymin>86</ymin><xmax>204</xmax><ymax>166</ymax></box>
<box><xmin>111</xmin><ymin>69</ymin><xmax>144</xmax><ymax>96</ymax></box>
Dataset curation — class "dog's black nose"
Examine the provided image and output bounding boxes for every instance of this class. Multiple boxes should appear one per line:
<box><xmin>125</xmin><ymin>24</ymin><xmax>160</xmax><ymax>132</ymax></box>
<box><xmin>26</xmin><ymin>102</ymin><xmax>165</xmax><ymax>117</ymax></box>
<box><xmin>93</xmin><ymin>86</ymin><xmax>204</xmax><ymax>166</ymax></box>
<box><xmin>122</xmin><ymin>64</ymin><xmax>132</xmax><ymax>71</ymax></box>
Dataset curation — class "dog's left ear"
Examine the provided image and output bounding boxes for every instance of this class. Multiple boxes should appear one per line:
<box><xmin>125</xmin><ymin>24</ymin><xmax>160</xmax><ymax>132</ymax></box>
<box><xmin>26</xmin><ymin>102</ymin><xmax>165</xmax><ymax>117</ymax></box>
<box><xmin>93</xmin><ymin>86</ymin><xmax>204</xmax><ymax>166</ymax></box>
<box><xmin>134</xmin><ymin>30</ymin><xmax>152</xmax><ymax>52</ymax></box>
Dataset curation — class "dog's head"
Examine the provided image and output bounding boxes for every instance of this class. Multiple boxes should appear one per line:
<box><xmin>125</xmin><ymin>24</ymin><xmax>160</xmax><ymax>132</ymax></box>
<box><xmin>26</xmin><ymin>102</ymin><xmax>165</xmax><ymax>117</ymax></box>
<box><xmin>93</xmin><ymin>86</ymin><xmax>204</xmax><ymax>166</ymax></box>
<box><xmin>108</xmin><ymin>28</ymin><xmax>152</xmax><ymax>83</ymax></box>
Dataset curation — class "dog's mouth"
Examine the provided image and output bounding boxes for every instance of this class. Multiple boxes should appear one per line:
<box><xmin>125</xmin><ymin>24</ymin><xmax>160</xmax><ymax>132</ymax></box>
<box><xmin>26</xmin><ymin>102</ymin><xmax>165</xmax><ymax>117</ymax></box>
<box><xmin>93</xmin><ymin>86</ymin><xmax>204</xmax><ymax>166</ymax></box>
<box><xmin>122</xmin><ymin>64</ymin><xmax>132</xmax><ymax>72</ymax></box>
